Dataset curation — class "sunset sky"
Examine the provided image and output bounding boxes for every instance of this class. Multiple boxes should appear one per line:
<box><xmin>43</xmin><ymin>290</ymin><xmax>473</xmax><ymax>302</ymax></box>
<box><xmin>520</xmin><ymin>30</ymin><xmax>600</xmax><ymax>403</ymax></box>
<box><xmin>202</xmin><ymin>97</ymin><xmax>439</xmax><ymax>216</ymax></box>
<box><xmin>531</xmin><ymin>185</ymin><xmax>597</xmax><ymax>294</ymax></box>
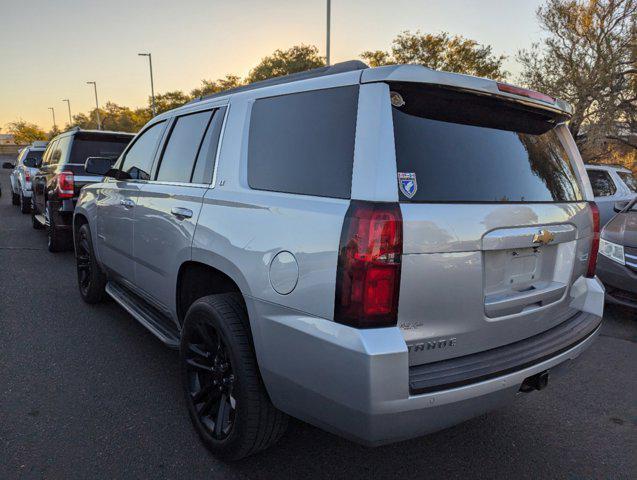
<box><xmin>0</xmin><ymin>0</ymin><xmax>545</xmax><ymax>130</ymax></box>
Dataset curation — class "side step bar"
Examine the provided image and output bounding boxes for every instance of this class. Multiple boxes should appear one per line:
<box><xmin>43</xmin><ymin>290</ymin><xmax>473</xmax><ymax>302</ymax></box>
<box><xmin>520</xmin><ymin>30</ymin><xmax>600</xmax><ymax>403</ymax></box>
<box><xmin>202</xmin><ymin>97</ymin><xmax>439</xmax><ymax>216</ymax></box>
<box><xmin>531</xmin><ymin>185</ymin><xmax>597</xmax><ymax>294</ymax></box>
<box><xmin>105</xmin><ymin>281</ymin><xmax>180</xmax><ymax>348</ymax></box>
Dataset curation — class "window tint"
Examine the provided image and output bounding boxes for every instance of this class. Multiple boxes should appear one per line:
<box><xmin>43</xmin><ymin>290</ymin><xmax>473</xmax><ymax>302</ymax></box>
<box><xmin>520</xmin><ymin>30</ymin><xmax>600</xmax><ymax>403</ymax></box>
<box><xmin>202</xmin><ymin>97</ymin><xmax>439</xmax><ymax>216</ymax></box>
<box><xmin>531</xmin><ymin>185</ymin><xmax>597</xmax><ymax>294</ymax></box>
<box><xmin>156</xmin><ymin>110</ymin><xmax>212</xmax><ymax>183</ymax></box>
<box><xmin>192</xmin><ymin>107</ymin><xmax>226</xmax><ymax>184</ymax></box>
<box><xmin>23</xmin><ymin>150</ymin><xmax>43</xmax><ymax>167</ymax></box>
<box><xmin>587</xmin><ymin>170</ymin><xmax>616</xmax><ymax>197</ymax></box>
<box><xmin>51</xmin><ymin>136</ymin><xmax>72</xmax><ymax>165</ymax></box>
<box><xmin>121</xmin><ymin>122</ymin><xmax>165</xmax><ymax>180</ymax></box>
<box><xmin>617</xmin><ymin>171</ymin><xmax>637</xmax><ymax>193</ymax></box>
<box><xmin>42</xmin><ymin>140</ymin><xmax>58</xmax><ymax>166</ymax></box>
<box><xmin>391</xmin><ymin>84</ymin><xmax>583</xmax><ymax>202</ymax></box>
<box><xmin>70</xmin><ymin>135</ymin><xmax>131</xmax><ymax>167</ymax></box>
<box><xmin>248</xmin><ymin>86</ymin><xmax>359</xmax><ymax>198</ymax></box>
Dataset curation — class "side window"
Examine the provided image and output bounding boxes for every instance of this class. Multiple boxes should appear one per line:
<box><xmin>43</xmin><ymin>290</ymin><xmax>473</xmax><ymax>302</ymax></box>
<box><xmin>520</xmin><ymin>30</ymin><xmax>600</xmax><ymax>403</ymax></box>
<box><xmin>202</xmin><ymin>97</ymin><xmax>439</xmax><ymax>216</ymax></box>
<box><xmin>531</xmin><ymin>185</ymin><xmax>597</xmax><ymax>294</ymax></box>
<box><xmin>192</xmin><ymin>107</ymin><xmax>226</xmax><ymax>184</ymax></box>
<box><xmin>618</xmin><ymin>171</ymin><xmax>637</xmax><ymax>193</ymax></box>
<box><xmin>53</xmin><ymin>136</ymin><xmax>72</xmax><ymax>166</ymax></box>
<box><xmin>42</xmin><ymin>140</ymin><xmax>57</xmax><ymax>166</ymax></box>
<box><xmin>121</xmin><ymin>121</ymin><xmax>166</xmax><ymax>180</ymax></box>
<box><xmin>156</xmin><ymin>110</ymin><xmax>212</xmax><ymax>183</ymax></box>
<box><xmin>588</xmin><ymin>170</ymin><xmax>617</xmax><ymax>197</ymax></box>
<box><xmin>248</xmin><ymin>86</ymin><xmax>359</xmax><ymax>198</ymax></box>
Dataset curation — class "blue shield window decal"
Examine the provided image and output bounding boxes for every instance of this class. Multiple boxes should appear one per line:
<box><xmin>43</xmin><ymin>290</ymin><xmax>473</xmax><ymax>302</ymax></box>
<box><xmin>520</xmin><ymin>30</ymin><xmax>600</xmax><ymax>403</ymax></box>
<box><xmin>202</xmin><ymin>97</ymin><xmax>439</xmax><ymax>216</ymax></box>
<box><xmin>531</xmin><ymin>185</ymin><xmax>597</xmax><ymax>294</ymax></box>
<box><xmin>398</xmin><ymin>172</ymin><xmax>417</xmax><ymax>199</ymax></box>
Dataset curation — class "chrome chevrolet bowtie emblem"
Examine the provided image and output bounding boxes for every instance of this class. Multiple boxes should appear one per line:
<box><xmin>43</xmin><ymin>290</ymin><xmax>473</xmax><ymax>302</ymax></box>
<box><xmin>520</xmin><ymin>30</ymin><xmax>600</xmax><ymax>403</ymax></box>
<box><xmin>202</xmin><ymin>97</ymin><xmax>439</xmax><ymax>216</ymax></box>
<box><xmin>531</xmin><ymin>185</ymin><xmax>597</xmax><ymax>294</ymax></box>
<box><xmin>532</xmin><ymin>229</ymin><xmax>555</xmax><ymax>245</ymax></box>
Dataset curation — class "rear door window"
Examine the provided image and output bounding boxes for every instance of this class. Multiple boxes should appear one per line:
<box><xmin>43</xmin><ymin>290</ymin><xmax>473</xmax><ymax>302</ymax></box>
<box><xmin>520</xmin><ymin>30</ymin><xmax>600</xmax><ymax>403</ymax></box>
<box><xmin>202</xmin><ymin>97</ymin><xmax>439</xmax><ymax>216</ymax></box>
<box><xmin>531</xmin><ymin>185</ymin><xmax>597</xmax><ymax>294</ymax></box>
<box><xmin>120</xmin><ymin>122</ymin><xmax>166</xmax><ymax>180</ymax></box>
<box><xmin>248</xmin><ymin>86</ymin><xmax>359</xmax><ymax>199</ymax></box>
<box><xmin>23</xmin><ymin>150</ymin><xmax>43</xmax><ymax>167</ymax></box>
<box><xmin>587</xmin><ymin>170</ymin><xmax>616</xmax><ymax>197</ymax></box>
<box><xmin>390</xmin><ymin>83</ymin><xmax>583</xmax><ymax>203</ymax></box>
<box><xmin>155</xmin><ymin>110</ymin><xmax>212</xmax><ymax>183</ymax></box>
<box><xmin>191</xmin><ymin>107</ymin><xmax>226</xmax><ymax>184</ymax></box>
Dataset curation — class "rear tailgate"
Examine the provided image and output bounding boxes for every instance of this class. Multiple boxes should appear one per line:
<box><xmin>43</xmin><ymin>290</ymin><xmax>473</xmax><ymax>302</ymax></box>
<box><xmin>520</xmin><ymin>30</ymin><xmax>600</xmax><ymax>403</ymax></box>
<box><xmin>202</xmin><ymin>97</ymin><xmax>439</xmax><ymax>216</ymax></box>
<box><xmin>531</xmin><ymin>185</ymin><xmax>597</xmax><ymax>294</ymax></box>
<box><xmin>385</xmin><ymin>81</ymin><xmax>595</xmax><ymax>367</ymax></box>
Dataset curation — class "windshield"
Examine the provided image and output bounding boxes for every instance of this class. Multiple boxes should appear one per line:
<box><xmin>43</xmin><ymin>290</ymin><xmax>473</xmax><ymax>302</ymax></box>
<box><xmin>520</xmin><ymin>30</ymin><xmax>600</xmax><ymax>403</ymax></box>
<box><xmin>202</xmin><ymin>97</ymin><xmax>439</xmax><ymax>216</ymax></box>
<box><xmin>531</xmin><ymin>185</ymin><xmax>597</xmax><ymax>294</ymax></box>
<box><xmin>23</xmin><ymin>150</ymin><xmax>43</xmax><ymax>167</ymax></box>
<box><xmin>618</xmin><ymin>171</ymin><xmax>637</xmax><ymax>193</ymax></box>
<box><xmin>390</xmin><ymin>83</ymin><xmax>583</xmax><ymax>203</ymax></box>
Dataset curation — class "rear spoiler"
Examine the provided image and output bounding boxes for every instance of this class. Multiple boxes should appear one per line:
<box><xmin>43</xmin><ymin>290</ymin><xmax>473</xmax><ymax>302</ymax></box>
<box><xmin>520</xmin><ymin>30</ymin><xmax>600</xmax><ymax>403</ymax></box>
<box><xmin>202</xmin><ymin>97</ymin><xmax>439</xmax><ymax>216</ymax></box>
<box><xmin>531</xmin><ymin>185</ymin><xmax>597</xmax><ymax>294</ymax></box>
<box><xmin>361</xmin><ymin>65</ymin><xmax>572</xmax><ymax>119</ymax></box>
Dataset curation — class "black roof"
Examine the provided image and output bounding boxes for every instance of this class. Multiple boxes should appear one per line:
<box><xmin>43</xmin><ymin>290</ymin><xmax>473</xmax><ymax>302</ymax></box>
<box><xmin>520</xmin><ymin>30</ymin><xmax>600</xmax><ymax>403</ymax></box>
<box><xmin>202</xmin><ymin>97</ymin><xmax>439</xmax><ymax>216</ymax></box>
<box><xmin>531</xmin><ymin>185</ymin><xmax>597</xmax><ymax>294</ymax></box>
<box><xmin>189</xmin><ymin>60</ymin><xmax>368</xmax><ymax>104</ymax></box>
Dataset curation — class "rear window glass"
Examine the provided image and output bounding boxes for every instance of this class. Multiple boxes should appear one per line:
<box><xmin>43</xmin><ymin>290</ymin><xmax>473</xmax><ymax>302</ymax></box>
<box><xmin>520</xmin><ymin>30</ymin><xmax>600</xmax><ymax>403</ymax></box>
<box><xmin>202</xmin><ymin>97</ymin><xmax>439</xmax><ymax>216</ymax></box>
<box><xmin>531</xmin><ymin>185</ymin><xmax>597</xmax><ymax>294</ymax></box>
<box><xmin>390</xmin><ymin>83</ymin><xmax>583</xmax><ymax>203</ymax></box>
<box><xmin>70</xmin><ymin>135</ymin><xmax>132</xmax><ymax>165</ymax></box>
<box><xmin>618</xmin><ymin>171</ymin><xmax>636</xmax><ymax>193</ymax></box>
<box><xmin>248</xmin><ymin>86</ymin><xmax>359</xmax><ymax>199</ymax></box>
<box><xmin>23</xmin><ymin>150</ymin><xmax>43</xmax><ymax>167</ymax></box>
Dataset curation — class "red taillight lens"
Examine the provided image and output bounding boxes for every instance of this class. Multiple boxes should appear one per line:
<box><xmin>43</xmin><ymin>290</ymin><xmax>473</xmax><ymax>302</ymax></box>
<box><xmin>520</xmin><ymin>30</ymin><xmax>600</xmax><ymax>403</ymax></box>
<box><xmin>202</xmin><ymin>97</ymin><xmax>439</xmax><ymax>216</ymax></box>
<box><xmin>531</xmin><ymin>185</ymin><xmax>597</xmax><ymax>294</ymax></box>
<box><xmin>334</xmin><ymin>201</ymin><xmax>403</xmax><ymax>328</ymax></box>
<box><xmin>586</xmin><ymin>202</ymin><xmax>600</xmax><ymax>278</ymax></box>
<box><xmin>25</xmin><ymin>171</ymin><xmax>30</xmax><ymax>182</ymax></box>
<box><xmin>496</xmin><ymin>82</ymin><xmax>555</xmax><ymax>104</ymax></box>
<box><xmin>57</xmin><ymin>171</ymin><xmax>74</xmax><ymax>198</ymax></box>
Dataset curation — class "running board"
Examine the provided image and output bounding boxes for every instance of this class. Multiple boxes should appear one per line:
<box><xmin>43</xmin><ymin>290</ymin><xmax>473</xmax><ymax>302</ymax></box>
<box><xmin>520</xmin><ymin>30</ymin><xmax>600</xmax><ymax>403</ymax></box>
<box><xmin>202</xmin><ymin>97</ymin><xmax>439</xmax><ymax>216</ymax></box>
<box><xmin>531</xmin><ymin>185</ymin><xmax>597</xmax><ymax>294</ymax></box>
<box><xmin>34</xmin><ymin>214</ymin><xmax>46</xmax><ymax>226</ymax></box>
<box><xmin>105</xmin><ymin>281</ymin><xmax>180</xmax><ymax>349</ymax></box>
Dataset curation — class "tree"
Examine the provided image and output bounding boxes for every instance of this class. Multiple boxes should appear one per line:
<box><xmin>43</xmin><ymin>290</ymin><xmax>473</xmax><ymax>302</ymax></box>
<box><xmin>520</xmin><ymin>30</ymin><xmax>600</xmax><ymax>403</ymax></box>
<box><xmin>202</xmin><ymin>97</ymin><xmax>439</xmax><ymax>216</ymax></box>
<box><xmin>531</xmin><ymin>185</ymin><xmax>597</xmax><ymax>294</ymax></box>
<box><xmin>153</xmin><ymin>90</ymin><xmax>191</xmax><ymax>115</ymax></box>
<box><xmin>5</xmin><ymin>120</ymin><xmax>47</xmax><ymax>144</ymax></box>
<box><xmin>190</xmin><ymin>75</ymin><xmax>243</xmax><ymax>98</ymax></box>
<box><xmin>517</xmin><ymin>0</ymin><xmax>637</xmax><ymax>163</ymax></box>
<box><xmin>361</xmin><ymin>31</ymin><xmax>508</xmax><ymax>80</ymax></box>
<box><xmin>246</xmin><ymin>45</ymin><xmax>325</xmax><ymax>83</ymax></box>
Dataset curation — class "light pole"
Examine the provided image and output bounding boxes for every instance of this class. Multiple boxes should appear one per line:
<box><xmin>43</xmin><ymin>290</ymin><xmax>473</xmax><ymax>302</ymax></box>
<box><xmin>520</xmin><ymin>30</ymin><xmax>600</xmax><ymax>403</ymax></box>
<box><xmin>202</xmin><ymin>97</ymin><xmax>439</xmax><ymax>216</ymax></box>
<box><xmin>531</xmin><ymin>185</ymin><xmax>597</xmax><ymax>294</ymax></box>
<box><xmin>62</xmin><ymin>99</ymin><xmax>72</xmax><ymax>125</ymax></box>
<box><xmin>326</xmin><ymin>0</ymin><xmax>331</xmax><ymax>65</ymax></box>
<box><xmin>86</xmin><ymin>81</ymin><xmax>101</xmax><ymax>130</ymax></box>
<box><xmin>138</xmin><ymin>53</ymin><xmax>156</xmax><ymax>116</ymax></box>
<box><xmin>48</xmin><ymin>107</ymin><xmax>56</xmax><ymax>130</ymax></box>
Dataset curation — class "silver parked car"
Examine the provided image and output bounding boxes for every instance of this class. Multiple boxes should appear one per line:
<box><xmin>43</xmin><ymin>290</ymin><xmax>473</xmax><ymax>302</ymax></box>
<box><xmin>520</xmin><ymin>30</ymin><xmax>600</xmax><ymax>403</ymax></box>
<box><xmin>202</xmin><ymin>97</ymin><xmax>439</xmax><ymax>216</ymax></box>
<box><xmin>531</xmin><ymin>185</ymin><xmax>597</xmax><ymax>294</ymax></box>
<box><xmin>74</xmin><ymin>61</ymin><xmax>605</xmax><ymax>460</ymax></box>
<box><xmin>7</xmin><ymin>141</ymin><xmax>47</xmax><ymax>213</ymax></box>
<box><xmin>585</xmin><ymin>164</ymin><xmax>636</xmax><ymax>226</ymax></box>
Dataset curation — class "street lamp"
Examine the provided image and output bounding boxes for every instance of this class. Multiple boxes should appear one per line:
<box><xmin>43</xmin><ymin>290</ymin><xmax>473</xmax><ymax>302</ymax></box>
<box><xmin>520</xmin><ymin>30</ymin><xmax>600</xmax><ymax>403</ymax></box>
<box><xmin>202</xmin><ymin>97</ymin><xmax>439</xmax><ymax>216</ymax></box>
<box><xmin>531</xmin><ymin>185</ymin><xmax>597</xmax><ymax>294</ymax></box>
<box><xmin>326</xmin><ymin>0</ymin><xmax>331</xmax><ymax>65</ymax></box>
<box><xmin>62</xmin><ymin>99</ymin><xmax>72</xmax><ymax>125</ymax></box>
<box><xmin>138</xmin><ymin>53</ymin><xmax>156</xmax><ymax>116</ymax></box>
<box><xmin>48</xmin><ymin>107</ymin><xmax>56</xmax><ymax>130</ymax></box>
<box><xmin>86</xmin><ymin>81</ymin><xmax>101</xmax><ymax>130</ymax></box>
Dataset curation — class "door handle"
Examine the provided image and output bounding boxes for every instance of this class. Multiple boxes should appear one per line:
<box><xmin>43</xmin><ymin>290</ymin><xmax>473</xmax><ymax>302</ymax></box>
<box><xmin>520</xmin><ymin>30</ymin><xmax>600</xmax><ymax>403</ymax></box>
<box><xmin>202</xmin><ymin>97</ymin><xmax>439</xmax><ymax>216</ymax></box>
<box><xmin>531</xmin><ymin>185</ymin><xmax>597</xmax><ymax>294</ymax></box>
<box><xmin>171</xmin><ymin>207</ymin><xmax>193</xmax><ymax>219</ymax></box>
<box><xmin>120</xmin><ymin>199</ymin><xmax>135</xmax><ymax>208</ymax></box>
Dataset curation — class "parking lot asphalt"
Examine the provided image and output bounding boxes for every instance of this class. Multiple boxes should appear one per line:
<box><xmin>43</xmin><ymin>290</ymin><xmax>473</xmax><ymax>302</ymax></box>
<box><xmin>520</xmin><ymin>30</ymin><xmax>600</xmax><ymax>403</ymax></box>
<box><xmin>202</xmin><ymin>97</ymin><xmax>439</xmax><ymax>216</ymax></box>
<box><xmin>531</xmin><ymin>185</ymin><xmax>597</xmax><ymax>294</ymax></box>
<box><xmin>0</xmin><ymin>168</ymin><xmax>635</xmax><ymax>480</ymax></box>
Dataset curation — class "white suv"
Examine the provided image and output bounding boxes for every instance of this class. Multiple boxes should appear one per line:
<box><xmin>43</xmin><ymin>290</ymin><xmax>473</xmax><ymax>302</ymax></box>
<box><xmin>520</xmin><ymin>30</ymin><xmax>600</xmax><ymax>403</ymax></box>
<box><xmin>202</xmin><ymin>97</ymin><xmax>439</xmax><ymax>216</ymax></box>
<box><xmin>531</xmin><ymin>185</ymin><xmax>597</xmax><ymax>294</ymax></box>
<box><xmin>9</xmin><ymin>141</ymin><xmax>47</xmax><ymax>213</ymax></box>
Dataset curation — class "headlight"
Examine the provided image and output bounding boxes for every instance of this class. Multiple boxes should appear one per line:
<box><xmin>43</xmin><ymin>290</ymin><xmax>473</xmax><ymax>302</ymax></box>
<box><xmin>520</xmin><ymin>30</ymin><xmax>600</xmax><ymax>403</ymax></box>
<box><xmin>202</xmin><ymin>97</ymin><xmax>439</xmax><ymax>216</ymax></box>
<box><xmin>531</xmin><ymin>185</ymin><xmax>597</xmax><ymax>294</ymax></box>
<box><xmin>599</xmin><ymin>238</ymin><xmax>625</xmax><ymax>265</ymax></box>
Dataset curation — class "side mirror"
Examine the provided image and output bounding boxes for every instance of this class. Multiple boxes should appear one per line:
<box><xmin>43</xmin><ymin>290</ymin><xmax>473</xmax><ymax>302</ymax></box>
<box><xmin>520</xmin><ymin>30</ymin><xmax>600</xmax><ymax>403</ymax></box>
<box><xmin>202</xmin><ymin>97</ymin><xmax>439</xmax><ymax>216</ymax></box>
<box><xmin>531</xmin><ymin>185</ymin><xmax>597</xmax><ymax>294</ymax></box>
<box><xmin>2</xmin><ymin>161</ymin><xmax>14</xmax><ymax>169</ymax></box>
<box><xmin>614</xmin><ymin>200</ymin><xmax>630</xmax><ymax>213</ymax></box>
<box><xmin>85</xmin><ymin>156</ymin><xmax>116</xmax><ymax>176</ymax></box>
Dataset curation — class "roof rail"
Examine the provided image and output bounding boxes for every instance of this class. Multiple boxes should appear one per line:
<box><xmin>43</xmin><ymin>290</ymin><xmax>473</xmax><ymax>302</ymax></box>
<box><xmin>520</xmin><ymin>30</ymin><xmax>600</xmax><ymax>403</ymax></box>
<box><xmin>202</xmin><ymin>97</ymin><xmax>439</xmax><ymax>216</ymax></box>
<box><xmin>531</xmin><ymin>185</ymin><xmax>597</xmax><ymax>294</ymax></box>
<box><xmin>585</xmin><ymin>162</ymin><xmax>631</xmax><ymax>170</ymax></box>
<box><xmin>189</xmin><ymin>60</ymin><xmax>369</xmax><ymax>104</ymax></box>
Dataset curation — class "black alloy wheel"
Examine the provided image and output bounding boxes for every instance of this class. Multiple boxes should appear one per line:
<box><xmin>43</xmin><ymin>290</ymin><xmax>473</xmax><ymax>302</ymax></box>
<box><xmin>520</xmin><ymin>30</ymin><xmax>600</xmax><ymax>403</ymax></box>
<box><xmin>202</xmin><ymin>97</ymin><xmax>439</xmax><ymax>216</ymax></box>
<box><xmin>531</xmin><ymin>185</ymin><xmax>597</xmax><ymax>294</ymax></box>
<box><xmin>183</xmin><ymin>318</ymin><xmax>237</xmax><ymax>441</ymax></box>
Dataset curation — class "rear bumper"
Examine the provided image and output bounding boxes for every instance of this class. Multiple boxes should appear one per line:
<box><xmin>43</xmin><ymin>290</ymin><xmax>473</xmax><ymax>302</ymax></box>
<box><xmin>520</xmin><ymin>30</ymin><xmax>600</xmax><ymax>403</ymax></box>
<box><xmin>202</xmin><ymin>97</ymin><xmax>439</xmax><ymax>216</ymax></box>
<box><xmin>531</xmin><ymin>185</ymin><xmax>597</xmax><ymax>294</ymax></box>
<box><xmin>250</xmin><ymin>278</ymin><xmax>603</xmax><ymax>446</ymax></box>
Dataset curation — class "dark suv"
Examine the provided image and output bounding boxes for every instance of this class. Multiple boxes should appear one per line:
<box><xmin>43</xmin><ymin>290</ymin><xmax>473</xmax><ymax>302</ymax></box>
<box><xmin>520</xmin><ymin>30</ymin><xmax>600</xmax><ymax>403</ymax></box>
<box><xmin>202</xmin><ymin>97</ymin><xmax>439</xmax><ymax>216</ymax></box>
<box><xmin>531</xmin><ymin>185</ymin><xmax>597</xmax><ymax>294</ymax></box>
<box><xmin>32</xmin><ymin>129</ymin><xmax>134</xmax><ymax>251</ymax></box>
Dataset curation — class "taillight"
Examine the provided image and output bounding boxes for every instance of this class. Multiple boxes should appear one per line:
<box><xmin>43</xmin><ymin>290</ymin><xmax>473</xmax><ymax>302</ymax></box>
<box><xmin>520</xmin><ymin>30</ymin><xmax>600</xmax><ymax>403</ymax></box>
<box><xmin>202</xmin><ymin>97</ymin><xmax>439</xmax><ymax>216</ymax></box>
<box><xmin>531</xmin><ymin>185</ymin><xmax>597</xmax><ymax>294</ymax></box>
<box><xmin>586</xmin><ymin>202</ymin><xmax>600</xmax><ymax>278</ymax></box>
<box><xmin>25</xmin><ymin>171</ymin><xmax>30</xmax><ymax>182</ymax></box>
<box><xmin>496</xmin><ymin>82</ymin><xmax>555</xmax><ymax>104</ymax></box>
<box><xmin>57</xmin><ymin>171</ymin><xmax>74</xmax><ymax>198</ymax></box>
<box><xmin>334</xmin><ymin>201</ymin><xmax>403</xmax><ymax>328</ymax></box>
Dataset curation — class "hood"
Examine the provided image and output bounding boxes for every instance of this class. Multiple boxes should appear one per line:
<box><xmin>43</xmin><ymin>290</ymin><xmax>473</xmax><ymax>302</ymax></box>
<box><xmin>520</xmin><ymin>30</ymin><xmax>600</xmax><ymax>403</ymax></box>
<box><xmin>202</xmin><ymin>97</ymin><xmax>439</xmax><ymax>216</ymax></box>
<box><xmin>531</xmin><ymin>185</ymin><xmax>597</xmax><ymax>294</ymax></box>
<box><xmin>602</xmin><ymin>210</ymin><xmax>637</xmax><ymax>248</ymax></box>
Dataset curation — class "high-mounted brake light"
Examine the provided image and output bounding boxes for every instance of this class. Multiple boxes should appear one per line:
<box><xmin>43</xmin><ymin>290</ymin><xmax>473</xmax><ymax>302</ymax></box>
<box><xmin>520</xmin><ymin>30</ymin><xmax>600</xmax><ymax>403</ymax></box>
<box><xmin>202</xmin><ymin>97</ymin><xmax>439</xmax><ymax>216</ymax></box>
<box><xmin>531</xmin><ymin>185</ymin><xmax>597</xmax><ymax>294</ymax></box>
<box><xmin>57</xmin><ymin>171</ymin><xmax>74</xmax><ymax>199</ymax></box>
<box><xmin>497</xmin><ymin>82</ymin><xmax>555</xmax><ymax>104</ymax></box>
<box><xmin>334</xmin><ymin>201</ymin><xmax>403</xmax><ymax>328</ymax></box>
<box><xmin>586</xmin><ymin>202</ymin><xmax>600</xmax><ymax>278</ymax></box>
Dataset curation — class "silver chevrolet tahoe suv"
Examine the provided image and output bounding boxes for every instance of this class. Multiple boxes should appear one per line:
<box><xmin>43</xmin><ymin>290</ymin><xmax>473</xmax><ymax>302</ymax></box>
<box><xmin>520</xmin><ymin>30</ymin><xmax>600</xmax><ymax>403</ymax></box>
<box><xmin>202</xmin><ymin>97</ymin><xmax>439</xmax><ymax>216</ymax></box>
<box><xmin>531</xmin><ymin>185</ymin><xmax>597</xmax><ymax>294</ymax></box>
<box><xmin>74</xmin><ymin>61</ymin><xmax>605</xmax><ymax>460</ymax></box>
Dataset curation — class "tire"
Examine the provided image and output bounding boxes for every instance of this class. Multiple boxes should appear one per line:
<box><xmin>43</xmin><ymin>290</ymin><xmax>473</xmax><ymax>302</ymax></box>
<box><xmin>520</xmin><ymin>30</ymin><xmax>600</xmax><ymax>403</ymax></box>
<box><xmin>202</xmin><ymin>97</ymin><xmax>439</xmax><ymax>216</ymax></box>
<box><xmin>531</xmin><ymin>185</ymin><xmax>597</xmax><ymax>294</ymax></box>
<box><xmin>180</xmin><ymin>293</ymin><xmax>288</xmax><ymax>461</ymax></box>
<box><xmin>20</xmin><ymin>193</ymin><xmax>31</xmax><ymax>214</ymax></box>
<box><xmin>46</xmin><ymin>202</ymin><xmax>69</xmax><ymax>252</ymax></box>
<box><xmin>31</xmin><ymin>199</ymin><xmax>44</xmax><ymax>230</ymax></box>
<box><xmin>75</xmin><ymin>223</ymin><xmax>107</xmax><ymax>303</ymax></box>
<box><xmin>11</xmin><ymin>191</ymin><xmax>19</xmax><ymax>206</ymax></box>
